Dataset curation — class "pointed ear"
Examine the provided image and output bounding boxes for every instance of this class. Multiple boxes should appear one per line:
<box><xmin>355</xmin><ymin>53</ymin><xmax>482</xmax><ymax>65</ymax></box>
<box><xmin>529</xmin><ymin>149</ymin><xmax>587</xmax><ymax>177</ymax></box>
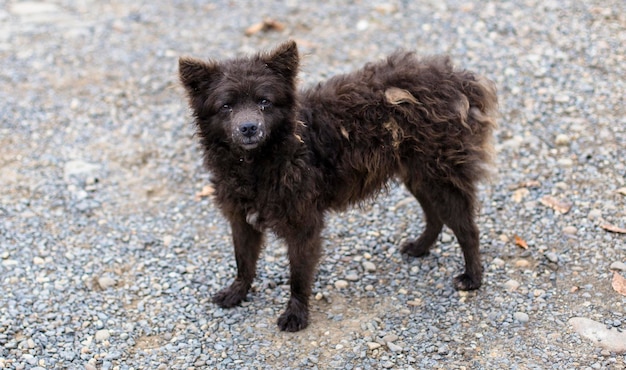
<box><xmin>263</xmin><ymin>40</ymin><xmax>299</xmax><ymax>81</ymax></box>
<box><xmin>178</xmin><ymin>57</ymin><xmax>221</xmax><ymax>97</ymax></box>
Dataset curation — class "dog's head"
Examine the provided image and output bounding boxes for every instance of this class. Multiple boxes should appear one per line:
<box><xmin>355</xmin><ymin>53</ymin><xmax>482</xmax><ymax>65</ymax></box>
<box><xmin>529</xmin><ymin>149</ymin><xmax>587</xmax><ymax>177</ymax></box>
<box><xmin>179</xmin><ymin>41</ymin><xmax>299</xmax><ymax>151</ymax></box>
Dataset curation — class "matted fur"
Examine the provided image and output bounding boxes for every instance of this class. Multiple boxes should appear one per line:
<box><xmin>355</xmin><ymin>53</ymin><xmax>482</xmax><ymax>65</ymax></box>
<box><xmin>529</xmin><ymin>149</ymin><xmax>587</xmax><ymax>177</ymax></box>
<box><xmin>179</xmin><ymin>41</ymin><xmax>497</xmax><ymax>332</ymax></box>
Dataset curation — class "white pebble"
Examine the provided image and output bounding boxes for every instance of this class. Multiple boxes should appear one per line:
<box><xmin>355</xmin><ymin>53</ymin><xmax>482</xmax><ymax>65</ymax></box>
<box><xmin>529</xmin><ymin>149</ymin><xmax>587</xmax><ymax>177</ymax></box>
<box><xmin>610</xmin><ymin>261</ymin><xmax>626</xmax><ymax>271</ymax></box>
<box><xmin>98</xmin><ymin>276</ymin><xmax>116</xmax><ymax>289</ymax></box>
<box><xmin>334</xmin><ymin>280</ymin><xmax>348</xmax><ymax>289</ymax></box>
<box><xmin>95</xmin><ymin>329</ymin><xmax>110</xmax><ymax>342</ymax></box>
<box><xmin>555</xmin><ymin>134</ymin><xmax>570</xmax><ymax>146</ymax></box>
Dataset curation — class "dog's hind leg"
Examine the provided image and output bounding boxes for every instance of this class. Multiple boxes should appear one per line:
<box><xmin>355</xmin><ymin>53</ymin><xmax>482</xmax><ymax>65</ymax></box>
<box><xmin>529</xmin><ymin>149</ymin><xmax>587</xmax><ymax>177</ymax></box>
<box><xmin>212</xmin><ymin>215</ymin><xmax>264</xmax><ymax>308</ymax></box>
<box><xmin>432</xmin><ymin>185</ymin><xmax>483</xmax><ymax>291</ymax></box>
<box><xmin>401</xmin><ymin>180</ymin><xmax>444</xmax><ymax>258</ymax></box>
<box><xmin>277</xmin><ymin>224</ymin><xmax>323</xmax><ymax>332</ymax></box>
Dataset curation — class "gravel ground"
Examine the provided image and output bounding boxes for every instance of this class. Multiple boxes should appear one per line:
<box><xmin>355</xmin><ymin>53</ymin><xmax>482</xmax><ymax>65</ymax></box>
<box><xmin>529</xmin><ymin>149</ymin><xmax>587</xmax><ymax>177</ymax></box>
<box><xmin>1</xmin><ymin>0</ymin><xmax>626</xmax><ymax>368</ymax></box>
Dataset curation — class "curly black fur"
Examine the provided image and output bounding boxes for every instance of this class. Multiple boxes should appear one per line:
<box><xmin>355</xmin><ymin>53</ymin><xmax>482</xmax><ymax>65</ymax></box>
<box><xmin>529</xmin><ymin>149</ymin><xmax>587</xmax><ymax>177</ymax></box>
<box><xmin>179</xmin><ymin>41</ymin><xmax>497</xmax><ymax>332</ymax></box>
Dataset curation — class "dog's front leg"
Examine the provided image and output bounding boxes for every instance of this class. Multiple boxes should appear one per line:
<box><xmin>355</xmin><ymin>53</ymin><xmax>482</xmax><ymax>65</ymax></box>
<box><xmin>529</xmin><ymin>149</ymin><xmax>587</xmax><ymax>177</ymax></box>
<box><xmin>277</xmin><ymin>226</ymin><xmax>323</xmax><ymax>332</ymax></box>
<box><xmin>212</xmin><ymin>214</ymin><xmax>264</xmax><ymax>308</ymax></box>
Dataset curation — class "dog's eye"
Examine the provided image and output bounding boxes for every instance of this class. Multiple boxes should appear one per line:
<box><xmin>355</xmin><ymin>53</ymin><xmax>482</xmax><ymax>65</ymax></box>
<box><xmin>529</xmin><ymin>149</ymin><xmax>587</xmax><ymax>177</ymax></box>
<box><xmin>220</xmin><ymin>104</ymin><xmax>232</xmax><ymax>112</ymax></box>
<box><xmin>258</xmin><ymin>99</ymin><xmax>272</xmax><ymax>108</ymax></box>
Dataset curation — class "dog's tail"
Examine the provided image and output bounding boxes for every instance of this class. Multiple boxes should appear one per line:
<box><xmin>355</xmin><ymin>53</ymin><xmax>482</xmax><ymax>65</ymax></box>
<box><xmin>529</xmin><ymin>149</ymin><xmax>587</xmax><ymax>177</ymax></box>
<box><xmin>458</xmin><ymin>67</ymin><xmax>498</xmax><ymax>180</ymax></box>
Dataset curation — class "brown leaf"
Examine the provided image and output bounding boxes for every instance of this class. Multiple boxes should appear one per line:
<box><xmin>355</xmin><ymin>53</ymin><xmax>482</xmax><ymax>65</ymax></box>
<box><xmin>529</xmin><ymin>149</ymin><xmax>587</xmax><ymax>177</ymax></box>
<box><xmin>195</xmin><ymin>185</ymin><xmax>215</xmax><ymax>200</ymax></box>
<box><xmin>612</xmin><ymin>272</ymin><xmax>626</xmax><ymax>296</ymax></box>
<box><xmin>514</xmin><ymin>234</ymin><xmax>528</xmax><ymax>249</ymax></box>
<box><xmin>540</xmin><ymin>195</ymin><xmax>572</xmax><ymax>214</ymax></box>
<box><xmin>245</xmin><ymin>18</ymin><xmax>285</xmax><ymax>36</ymax></box>
<box><xmin>601</xmin><ymin>221</ymin><xmax>626</xmax><ymax>234</ymax></box>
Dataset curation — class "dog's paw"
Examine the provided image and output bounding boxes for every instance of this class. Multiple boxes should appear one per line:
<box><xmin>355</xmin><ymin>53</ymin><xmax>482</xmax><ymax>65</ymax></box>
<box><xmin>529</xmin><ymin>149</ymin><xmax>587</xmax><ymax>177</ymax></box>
<box><xmin>400</xmin><ymin>239</ymin><xmax>431</xmax><ymax>258</ymax></box>
<box><xmin>453</xmin><ymin>273</ymin><xmax>482</xmax><ymax>291</ymax></box>
<box><xmin>212</xmin><ymin>285</ymin><xmax>248</xmax><ymax>308</ymax></box>
<box><xmin>277</xmin><ymin>298</ymin><xmax>309</xmax><ymax>332</ymax></box>
<box><xmin>277</xmin><ymin>309</ymin><xmax>309</xmax><ymax>332</ymax></box>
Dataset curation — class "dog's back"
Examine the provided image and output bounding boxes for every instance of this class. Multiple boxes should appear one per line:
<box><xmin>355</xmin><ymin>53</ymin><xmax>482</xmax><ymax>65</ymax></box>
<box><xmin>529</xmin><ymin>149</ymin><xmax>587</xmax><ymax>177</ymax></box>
<box><xmin>298</xmin><ymin>51</ymin><xmax>497</xmax><ymax>211</ymax></box>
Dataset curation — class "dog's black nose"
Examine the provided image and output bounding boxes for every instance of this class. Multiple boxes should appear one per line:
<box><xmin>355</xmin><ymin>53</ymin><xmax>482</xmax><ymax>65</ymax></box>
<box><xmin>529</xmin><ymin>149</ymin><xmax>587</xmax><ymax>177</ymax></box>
<box><xmin>239</xmin><ymin>122</ymin><xmax>258</xmax><ymax>137</ymax></box>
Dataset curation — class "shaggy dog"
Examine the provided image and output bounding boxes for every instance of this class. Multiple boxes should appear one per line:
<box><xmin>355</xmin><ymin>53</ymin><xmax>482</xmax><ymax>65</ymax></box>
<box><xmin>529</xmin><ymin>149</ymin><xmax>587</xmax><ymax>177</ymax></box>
<box><xmin>179</xmin><ymin>41</ymin><xmax>497</xmax><ymax>332</ymax></box>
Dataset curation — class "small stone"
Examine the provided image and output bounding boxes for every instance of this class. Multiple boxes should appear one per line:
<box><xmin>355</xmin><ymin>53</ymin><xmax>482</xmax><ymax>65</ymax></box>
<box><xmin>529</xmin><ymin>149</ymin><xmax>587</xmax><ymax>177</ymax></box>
<box><xmin>387</xmin><ymin>342</ymin><xmax>403</xmax><ymax>352</ymax></box>
<box><xmin>163</xmin><ymin>235</ymin><xmax>173</xmax><ymax>247</ymax></box>
<box><xmin>569</xmin><ymin>317</ymin><xmax>626</xmax><ymax>353</ymax></box>
<box><xmin>95</xmin><ymin>329</ymin><xmax>110</xmax><ymax>342</ymax></box>
<box><xmin>345</xmin><ymin>273</ymin><xmax>359</xmax><ymax>281</ymax></box>
<box><xmin>27</xmin><ymin>338</ymin><xmax>36</xmax><ymax>349</ymax></box>
<box><xmin>63</xmin><ymin>160</ymin><xmax>100</xmax><ymax>182</ymax></box>
<box><xmin>315</xmin><ymin>292</ymin><xmax>323</xmax><ymax>301</ymax></box>
<box><xmin>356</xmin><ymin>19</ymin><xmax>369</xmax><ymax>31</ymax></box>
<box><xmin>491</xmin><ymin>258</ymin><xmax>505</xmax><ymax>268</ymax></box>
<box><xmin>98</xmin><ymin>276</ymin><xmax>116</xmax><ymax>289</ymax></box>
<box><xmin>513</xmin><ymin>312</ymin><xmax>529</xmax><ymax>323</ymax></box>
<box><xmin>515</xmin><ymin>259</ymin><xmax>531</xmax><ymax>268</ymax></box>
<box><xmin>383</xmin><ymin>334</ymin><xmax>398</xmax><ymax>343</ymax></box>
<box><xmin>562</xmin><ymin>226</ymin><xmax>577</xmax><ymax>235</ymax></box>
<box><xmin>610</xmin><ymin>262</ymin><xmax>626</xmax><ymax>272</ymax></box>
<box><xmin>503</xmin><ymin>279</ymin><xmax>520</xmax><ymax>292</ymax></box>
<box><xmin>10</xmin><ymin>2</ymin><xmax>60</xmax><ymax>15</ymax></box>
<box><xmin>362</xmin><ymin>261</ymin><xmax>376</xmax><ymax>272</ymax></box>
<box><xmin>557</xmin><ymin>158</ymin><xmax>574</xmax><ymax>167</ymax></box>
<box><xmin>555</xmin><ymin>134</ymin><xmax>570</xmax><ymax>145</ymax></box>
<box><xmin>588</xmin><ymin>209</ymin><xmax>603</xmax><ymax>220</ymax></box>
<box><xmin>545</xmin><ymin>252</ymin><xmax>559</xmax><ymax>263</ymax></box>
<box><xmin>334</xmin><ymin>280</ymin><xmax>348</xmax><ymax>289</ymax></box>
<box><xmin>367</xmin><ymin>342</ymin><xmax>381</xmax><ymax>350</ymax></box>
<box><xmin>33</xmin><ymin>257</ymin><xmax>45</xmax><ymax>265</ymax></box>
<box><xmin>440</xmin><ymin>232</ymin><xmax>453</xmax><ymax>243</ymax></box>
<box><xmin>554</xmin><ymin>94</ymin><xmax>570</xmax><ymax>103</ymax></box>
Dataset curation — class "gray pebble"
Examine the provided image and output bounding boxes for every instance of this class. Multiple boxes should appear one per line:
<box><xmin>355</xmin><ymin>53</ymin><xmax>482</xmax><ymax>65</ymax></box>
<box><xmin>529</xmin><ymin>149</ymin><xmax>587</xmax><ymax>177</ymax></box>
<box><xmin>545</xmin><ymin>252</ymin><xmax>559</xmax><ymax>263</ymax></box>
<box><xmin>514</xmin><ymin>312</ymin><xmax>530</xmax><ymax>323</ymax></box>
<box><xmin>362</xmin><ymin>261</ymin><xmax>377</xmax><ymax>272</ymax></box>
<box><xmin>387</xmin><ymin>342</ymin><xmax>403</xmax><ymax>352</ymax></box>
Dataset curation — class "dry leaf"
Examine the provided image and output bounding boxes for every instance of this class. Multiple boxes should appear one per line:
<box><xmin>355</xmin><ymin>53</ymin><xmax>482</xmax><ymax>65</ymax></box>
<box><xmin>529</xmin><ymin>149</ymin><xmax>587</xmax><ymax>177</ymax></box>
<box><xmin>617</xmin><ymin>187</ymin><xmax>626</xmax><ymax>196</ymax></box>
<box><xmin>540</xmin><ymin>195</ymin><xmax>572</xmax><ymax>214</ymax></box>
<box><xmin>195</xmin><ymin>185</ymin><xmax>215</xmax><ymax>200</ymax></box>
<box><xmin>601</xmin><ymin>221</ymin><xmax>626</xmax><ymax>234</ymax></box>
<box><xmin>612</xmin><ymin>272</ymin><xmax>626</xmax><ymax>296</ymax></box>
<box><xmin>514</xmin><ymin>235</ymin><xmax>528</xmax><ymax>249</ymax></box>
<box><xmin>245</xmin><ymin>18</ymin><xmax>285</xmax><ymax>36</ymax></box>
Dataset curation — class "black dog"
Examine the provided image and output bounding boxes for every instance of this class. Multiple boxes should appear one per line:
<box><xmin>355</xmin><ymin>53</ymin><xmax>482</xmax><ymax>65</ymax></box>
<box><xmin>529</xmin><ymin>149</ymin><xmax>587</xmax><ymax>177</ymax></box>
<box><xmin>179</xmin><ymin>41</ymin><xmax>497</xmax><ymax>331</ymax></box>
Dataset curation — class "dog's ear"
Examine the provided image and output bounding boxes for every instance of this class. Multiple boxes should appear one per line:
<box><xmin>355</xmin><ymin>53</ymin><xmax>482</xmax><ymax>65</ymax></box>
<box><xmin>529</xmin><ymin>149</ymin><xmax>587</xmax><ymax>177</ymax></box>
<box><xmin>263</xmin><ymin>40</ymin><xmax>299</xmax><ymax>81</ymax></box>
<box><xmin>179</xmin><ymin>57</ymin><xmax>221</xmax><ymax>98</ymax></box>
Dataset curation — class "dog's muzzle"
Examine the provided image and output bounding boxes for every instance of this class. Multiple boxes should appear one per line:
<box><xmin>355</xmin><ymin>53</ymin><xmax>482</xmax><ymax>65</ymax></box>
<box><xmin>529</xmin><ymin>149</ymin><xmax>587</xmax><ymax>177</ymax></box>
<box><xmin>235</xmin><ymin>121</ymin><xmax>264</xmax><ymax>150</ymax></box>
